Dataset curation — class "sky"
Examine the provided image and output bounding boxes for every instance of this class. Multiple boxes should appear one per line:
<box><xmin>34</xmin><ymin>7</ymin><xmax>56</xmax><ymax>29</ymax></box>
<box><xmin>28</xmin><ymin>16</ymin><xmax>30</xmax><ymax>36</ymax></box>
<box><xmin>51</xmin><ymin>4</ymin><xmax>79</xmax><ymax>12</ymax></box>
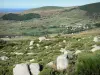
<box><xmin>0</xmin><ymin>0</ymin><xmax>100</xmax><ymax>9</ymax></box>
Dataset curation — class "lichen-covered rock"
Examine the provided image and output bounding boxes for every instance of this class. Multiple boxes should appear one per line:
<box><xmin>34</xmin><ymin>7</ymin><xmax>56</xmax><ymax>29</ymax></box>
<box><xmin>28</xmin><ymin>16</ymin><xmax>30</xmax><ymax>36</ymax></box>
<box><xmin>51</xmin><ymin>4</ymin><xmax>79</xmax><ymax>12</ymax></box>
<box><xmin>29</xmin><ymin>63</ymin><xmax>40</xmax><ymax>75</ymax></box>
<box><xmin>13</xmin><ymin>63</ymin><xmax>30</xmax><ymax>75</ymax></box>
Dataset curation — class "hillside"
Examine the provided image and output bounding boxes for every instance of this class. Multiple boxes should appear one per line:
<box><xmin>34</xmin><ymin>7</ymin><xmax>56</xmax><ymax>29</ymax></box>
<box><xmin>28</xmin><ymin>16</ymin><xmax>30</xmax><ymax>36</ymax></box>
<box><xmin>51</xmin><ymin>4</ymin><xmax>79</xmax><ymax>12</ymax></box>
<box><xmin>0</xmin><ymin>30</ymin><xmax>100</xmax><ymax>75</ymax></box>
<box><xmin>0</xmin><ymin>2</ymin><xmax>100</xmax><ymax>36</ymax></box>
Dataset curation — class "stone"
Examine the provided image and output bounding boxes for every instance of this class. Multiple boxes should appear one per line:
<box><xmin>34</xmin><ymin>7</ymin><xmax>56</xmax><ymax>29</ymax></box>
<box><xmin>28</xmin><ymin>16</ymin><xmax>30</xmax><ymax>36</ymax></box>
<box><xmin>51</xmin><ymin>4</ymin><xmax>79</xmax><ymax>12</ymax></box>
<box><xmin>46</xmin><ymin>61</ymin><xmax>56</xmax><ymax>69</ymax></box>
<box><xmin>39</xmin><ymin>37</ymin><xmax>46</xmax><ymax>42</ymax></box>
<box><xmin>93</xmin><ymin>36</ymin><xmax>100</xmax><ymax>42</ymax></box>
<box><xmin>74</xmin><ymin>50</ymin><xmax>81</xmax><ymax>55</ymax></box>
<box><xmin>0</xmin><ymin>56</ymin><xmax>9</xmax><ymax>61</ymax></box>
<box><xmin>78</xmin><ymin>39</ymin><xmax>81</xmax><ymax>41</ymax></box>
<box><xmin>29</xmin><ymin>59</ymin><xmax>35</xmax><ymax>62</ymax></box>
<box><xmin>91</xmin><ymin>45</ymin><xmax>100</xmax><ymax>52</ymax></box>
<box><xmin>63</xmin><ymin>40</ymin><xmax>66</xmax><ymax>43</ymax></box>
<box><xmin>60</xmin><ymin>48</ymin><xmax>66</xmax><ymax>53</ymax></box>
<box><xmin>27</xmin><ymin>53</ymin><xmax>34</xmax><ymax>55</ymax></box>
<box><xmin>36</xmin><ymin>44</ymin><xmax>40</xmax><ymax>47</ymax></box>
<box><xmin>29</xmin><ymin>46</ymin><xmax>33</xmax><ymax>50</ymax></box>
<box><xmin>29</xmin><ymin>63</ymin><xmax>40</xmax><ymax>75</ymax></box>
<box><xmin>64</xmin><ymin>50</ymin><xmax>71</xmax><ymax>55</ymax></box>
<box><xmin>29</xmin><ymin>41</ymin><xmax>34</xmax><ymax>46</ymax></box>
<box><xmin>45</xmin><ymin>46</ymin><xmax>49</xmax><ymax>49</ymax></box>
<box><xmin>13</xmin><ymin>63</ymin><xmax>30</xmax><ymax>75</ymax></box>
<box><xmin>57</xmin><ymin>54</ymin><xmax>68</xmax><ymax>70</ymax></box>
<box><xmin>46</xmin><ymin>61</ymin><xmax>54</xmax><ymax>67</ymax></box>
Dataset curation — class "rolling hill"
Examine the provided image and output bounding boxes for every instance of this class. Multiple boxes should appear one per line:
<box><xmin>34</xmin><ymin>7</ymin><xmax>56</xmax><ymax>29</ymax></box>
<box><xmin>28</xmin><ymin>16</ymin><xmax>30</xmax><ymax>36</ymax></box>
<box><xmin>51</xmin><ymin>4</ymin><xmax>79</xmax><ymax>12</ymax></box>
<box><xmin>0</xmin><ymin>2</ymin><xmax>100</xmax><ymax>36</ymax></box>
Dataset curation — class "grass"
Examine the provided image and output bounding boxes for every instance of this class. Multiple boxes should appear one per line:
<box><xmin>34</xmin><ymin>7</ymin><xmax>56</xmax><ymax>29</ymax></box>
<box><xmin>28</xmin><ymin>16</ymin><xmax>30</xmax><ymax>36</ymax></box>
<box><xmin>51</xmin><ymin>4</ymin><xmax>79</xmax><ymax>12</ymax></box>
<box><xmin>0</xmin><ymin>33</ymin><xmax>100</xmax><ymax>75</ymax></box>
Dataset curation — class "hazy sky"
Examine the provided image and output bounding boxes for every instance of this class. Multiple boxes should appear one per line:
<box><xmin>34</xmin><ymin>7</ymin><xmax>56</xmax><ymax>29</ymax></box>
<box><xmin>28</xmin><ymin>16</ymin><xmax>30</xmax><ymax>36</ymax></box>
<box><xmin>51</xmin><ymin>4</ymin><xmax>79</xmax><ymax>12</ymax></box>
<box><xmin>0</xmin><ymin>0</ymin><xmax>100</xmax><ymax>9</ymax></box>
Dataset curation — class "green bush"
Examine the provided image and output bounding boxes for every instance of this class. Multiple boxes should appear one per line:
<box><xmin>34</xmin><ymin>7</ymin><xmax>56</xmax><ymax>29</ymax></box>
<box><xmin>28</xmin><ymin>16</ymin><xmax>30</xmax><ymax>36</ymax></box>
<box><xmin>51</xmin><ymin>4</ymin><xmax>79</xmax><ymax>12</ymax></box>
<box><xmin>0</xmin><ymin>61</ymin><xmax>13</xmax><ymax>75</ymax></box>
<box><xmin>71</xmin><ymin>42</ymin><xmax>84</xmax><ymax>50</ymax></box>
<box><xmin>0</xmin><ymin>66</ymin><xmax>13</xmax><ymax>75</ymax></box>
<box><xmin>39</xmin><ymin>67</ymin><xmax>67</xmax><ymax>75</ymax></box>
<box><xmin>39</xmin><ymin>67</ymin><xmax>53</xmax><ymax>75</ymax></box>
<box><xmin>0</xmin><ymin>39</ymin><xmax>6</xmax><ymax>45</ymax></box>
<box><xmin>75</xmin><ymin>52</ymin><xmax>100</xmax><ymax>75</ymax></box>
<box><xmin>2</xmin><ymin>13</ymin><xmax>41</xmax><ymax>21</ymax></box>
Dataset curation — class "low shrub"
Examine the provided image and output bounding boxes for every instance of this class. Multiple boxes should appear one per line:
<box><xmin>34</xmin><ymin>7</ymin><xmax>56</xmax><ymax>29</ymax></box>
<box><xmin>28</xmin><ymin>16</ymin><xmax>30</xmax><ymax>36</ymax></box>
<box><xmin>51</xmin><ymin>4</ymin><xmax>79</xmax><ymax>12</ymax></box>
<box><xmin>2</xmin><ymin>13</ymin><xmax>41</xmax><ymax>21</ymax></box>
<box><xmin>75</xmin><ymin>52</ymin><xmax>100</xmax><ymax>75</ymax></box>
<box><xmin>39</xmin><ymin>67</ymin><xmax>53</xmax><ymax>75</ymax></box>
<box><xmin>39</xmin><ymin>67</ymin><xmax>67</xmax><ymax>75</ymax></box>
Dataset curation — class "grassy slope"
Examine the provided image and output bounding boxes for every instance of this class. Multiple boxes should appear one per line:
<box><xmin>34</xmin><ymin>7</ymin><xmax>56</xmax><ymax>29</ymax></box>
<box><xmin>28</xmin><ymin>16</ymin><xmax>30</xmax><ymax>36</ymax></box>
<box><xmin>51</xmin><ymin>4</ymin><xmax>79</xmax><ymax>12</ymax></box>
<box><xmin>0</xmin><ymin>31</ymin><xmax>100</xmax><ymax>75</ymax></box>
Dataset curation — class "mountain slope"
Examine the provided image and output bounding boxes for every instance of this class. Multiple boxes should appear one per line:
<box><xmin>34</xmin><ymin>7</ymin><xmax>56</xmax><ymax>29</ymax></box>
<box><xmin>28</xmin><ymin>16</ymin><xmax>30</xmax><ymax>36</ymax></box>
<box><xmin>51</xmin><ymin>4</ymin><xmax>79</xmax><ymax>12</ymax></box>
<box><xmin>0</xmin><ymin>2</ymin><xmax>100</xmax><ymax>36</ymax></box>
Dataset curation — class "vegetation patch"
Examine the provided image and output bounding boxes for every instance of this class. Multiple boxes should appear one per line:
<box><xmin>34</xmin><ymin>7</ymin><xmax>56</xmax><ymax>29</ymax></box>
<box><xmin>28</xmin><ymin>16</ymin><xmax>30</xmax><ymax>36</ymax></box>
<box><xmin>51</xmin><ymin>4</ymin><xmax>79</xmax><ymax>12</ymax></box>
<box><xmin>2</xmin><ymin>13</ymin><xmax>41</xmax><ymax>21</ymax></box>
<box><xmin>75</xmin><ymin>52</ymin><xmax>100</xmax><ymax>75</ymax></box>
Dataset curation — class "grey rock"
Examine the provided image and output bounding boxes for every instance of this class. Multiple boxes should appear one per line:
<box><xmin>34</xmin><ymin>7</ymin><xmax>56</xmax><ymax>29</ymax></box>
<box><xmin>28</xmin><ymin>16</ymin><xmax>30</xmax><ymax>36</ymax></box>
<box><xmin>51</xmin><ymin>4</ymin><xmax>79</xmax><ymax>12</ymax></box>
<box><xmin>57</xmin><ymin>54</ymin><xmax>68</xmax><ymax>70</ymax></box>
<box><xmin>29</xmin><ymin>63</ymin><xmax>40</xmax><ymax>75</ymax></box>
<box><xmin>13</xmin><ymin>63</ymin><xmax>30</xmax><ymax>75</ymax></box>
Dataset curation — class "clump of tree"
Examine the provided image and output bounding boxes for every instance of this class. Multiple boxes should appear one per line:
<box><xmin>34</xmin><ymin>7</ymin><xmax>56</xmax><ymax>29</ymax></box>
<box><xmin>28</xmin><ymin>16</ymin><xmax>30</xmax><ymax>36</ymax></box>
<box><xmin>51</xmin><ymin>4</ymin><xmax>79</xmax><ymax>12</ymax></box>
<box><xmin>2</xmin><ymin>13</ymin><xmax>41</xmax><ymax>21</ymax></box>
